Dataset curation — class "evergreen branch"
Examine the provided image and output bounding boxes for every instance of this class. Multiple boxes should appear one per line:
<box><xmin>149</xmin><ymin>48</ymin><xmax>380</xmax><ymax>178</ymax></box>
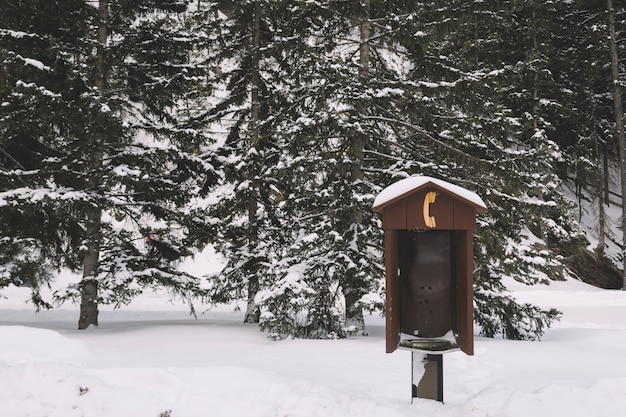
<box><xmin>3</xmin><ymin>1</ymin><xmax>23</xmax><ymax>11</ymax></box>
<box><xmin>0</xmin><ymin>146</ymin><xmax>26</xmax><ymax>170</ymax></box>
<box><xmin>294</xmin><ymin>208</ymin><xmax>343</xmax><ymax>223</ymax></box>
<box><xmin>369</xmin><ymin>42</ymin><xmax>410</xmax><ymax>56</ymax></box>
<box><xmin>362</xmin><ymin>149</ymin><xmax>405</xmax><ymax>163</ymax></box>
<box><xmin>368</xmin><ymin>107</ymin><xmax>526</xmax><ymax>177</ymax></box>
<box><xmin>367</xmin><ymin>13</ymin><xmax>417</xmax><ymax>24</ymax></box>
<box><xmin>373</xmin><ymin>123</ymin><xmax>422</xmax><ymax>156</ymax></box>
<box><xmin>0</xmin><ymin>147</ymin><xmax>32</xmax><ymax>187</ymax></box>
<box><xmin>362</xmin><ymin>114</ymin><xmax>491</xmax><ymax>165</ymax></box>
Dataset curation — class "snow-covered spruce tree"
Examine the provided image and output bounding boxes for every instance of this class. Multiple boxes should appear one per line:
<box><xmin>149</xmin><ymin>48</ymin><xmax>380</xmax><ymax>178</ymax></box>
<box><xmin>561</xmin><ymin>0</ymin><xmax>625</xmax><ymax>283</ymax></box>
<box><xmin>189</xmin><ymin>0</ymin><xmax>375</xmax><ymax>327</ymax></box>
<box><xmin>188</xmin><ymin>0</ymin><xmax>306</xmax><ymax>323</ymax></box>
<box><xmin>255</xmin><ymin>0</ymin><xmax>433</xmax><ymax>338</ymax></box>
<box><xmin>206</xmin><ymin>0</ymin><xmax>571</xmax><ymax>340</ymax></box>
<box><xmin>0</xmin><ymin>0</ymin><xmax>92</xmax><ymax>306</ymax></box>
<box><xmin>253</xmin><ymin>0</ymin><xmax>560</xmax><ymax>339</ymax></box>
<box><xmin>572</xmin><ymin>8</ymin><xmax>617</xmax><ymax>259</ymax></box>
<box><xmin>0</xmin><ymin>2</ymin><xmax>77</xmax><ymax>304</ymax></box>
<box><xmin>190</xmin><ymin>0</ymin><xmax>341</xmax><ymax>336</ymax></box>
<box><xmin>377</xmin><ymin>0</ymin><xmax>584</xmax><ymax>339</ymax></box>
<box><xmin>605</xmin><ymin>0</ymin><xmax>626</xmax><ymax>291</ymax></box>
<box><xmin>0</xmin><ymin>0</ymin><xmax>218</xmax><ymax>327</ymax></box>
<box><xmin>195</xmin><ymin>1</ymin><xmax>593</xmax><ymax>339</ymax></box>
<box><xmin>495</xmin><ymin>0</ymin><xmax>626</xmax><ymax>292</ymax></box>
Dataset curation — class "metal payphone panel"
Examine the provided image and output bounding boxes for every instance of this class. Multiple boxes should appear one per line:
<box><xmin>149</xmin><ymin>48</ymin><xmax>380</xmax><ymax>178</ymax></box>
<box><xmin>399</xmin><ymin>230</ymin><xmax>453</xmax><ymax>338</ymax></box>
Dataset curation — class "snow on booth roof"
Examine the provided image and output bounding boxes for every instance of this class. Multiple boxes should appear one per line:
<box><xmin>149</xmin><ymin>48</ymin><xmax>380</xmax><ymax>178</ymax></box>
<box><xmin>372</xmin><ymin>176</ymin><xmax>487</xmax><ymax>212</ymax></box>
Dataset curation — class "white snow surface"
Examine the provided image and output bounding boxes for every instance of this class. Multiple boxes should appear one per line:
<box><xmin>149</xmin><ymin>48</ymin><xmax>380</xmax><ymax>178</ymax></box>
<box><xmin>373</xmin><ymin>176</ymin><xmax>487</xmax><ymax>211</ymax></box>
<box><xmin>2</xmin><ymin>274</ymin><xmax>626</xmax><ymax>417</ymax></box>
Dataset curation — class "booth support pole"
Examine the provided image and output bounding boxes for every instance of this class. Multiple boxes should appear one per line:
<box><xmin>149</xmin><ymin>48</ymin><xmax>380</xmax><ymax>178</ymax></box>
<box><xmin>411</xmin><ymin>352</ymin><xmax>444</xmax><ymax>403</ymax></box>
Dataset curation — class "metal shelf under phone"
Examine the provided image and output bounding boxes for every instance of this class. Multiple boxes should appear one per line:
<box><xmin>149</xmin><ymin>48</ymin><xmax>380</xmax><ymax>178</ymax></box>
<box><xmin>398</xmin><ymin>338</ymin><xmax>460</xmax><ymax>354</ymax></box>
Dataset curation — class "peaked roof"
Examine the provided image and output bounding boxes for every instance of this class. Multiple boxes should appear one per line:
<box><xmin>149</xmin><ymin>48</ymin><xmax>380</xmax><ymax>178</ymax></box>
<box><xmin>372</xmin><ymin>176</ymin><xmax>487</xmax><ymax>212</ymax></box>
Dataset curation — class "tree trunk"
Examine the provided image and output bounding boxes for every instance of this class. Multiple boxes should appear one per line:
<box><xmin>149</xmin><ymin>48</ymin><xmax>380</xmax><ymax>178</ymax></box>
<box><xmin>529</xmin><ymin>1</ymin><xmax>546</xmax><ymax>241</ymax></box>
<box><xmin>530</xmin><ymin>1</ymin><xmax>539</xmax><ymax>133</ymax></box>
<box><xmin>344</xmin><ymin>0</ymin><xmax>370</xmax><ymax>335</ymax></box>
<box><xmin>586</xmin><ymin>71</ymin><xmax>607</xmax><ymax>256</ymax></box>
<box><xmin>607</xmin><ymin>0</ymin><xmax>626</xmax><ymax>290</ymax></box>
<box><xmin>0</xmin><ymin>65</ymin><xmax>7</xmax><ymax>96</ymax></box>
<box><xmin>604</xmin><ymin>147</ymin><xmax>610</xmax><ymax>205</ymax></box>
<box><xmin>244</xmin><ymin>1</ymin><xmax>261</xmax><ymax>323</ymax></box>
<box><xmin>595</xmin><ymin>132</ymin><xmax>607</xmax><ymax>257</ymax></box>
<box><xmin>79</xmin><ymin>208</ymin><xmax>100</xmax><ymax>329</ymax></box>
<box><xmin>78</xmin><ymin>0</ymin><xmax>107</xmax><ymax>329</ymax></box>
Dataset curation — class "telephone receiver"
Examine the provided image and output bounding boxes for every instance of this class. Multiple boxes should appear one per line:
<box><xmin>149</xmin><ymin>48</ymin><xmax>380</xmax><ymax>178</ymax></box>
<box><xmin>422</xmin><ymin>191</ymin><xmax>437</xmax><ymax>228</ymax></box>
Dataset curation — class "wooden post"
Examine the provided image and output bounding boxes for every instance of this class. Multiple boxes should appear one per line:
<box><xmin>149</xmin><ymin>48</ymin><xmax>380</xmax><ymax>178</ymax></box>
<box><xmin>385</xmin><ymin>229</ymin><xmax>400</xmax><ymax>353</ymax></box>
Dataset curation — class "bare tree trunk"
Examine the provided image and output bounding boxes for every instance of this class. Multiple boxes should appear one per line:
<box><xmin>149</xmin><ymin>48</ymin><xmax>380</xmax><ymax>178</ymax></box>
<box><xmin>0</xmin><ymin>65</ymin><xmax>7</xmax><ymax>96</ymax></box>
<box><xmin>595</xmin><ymin>132</ymin><xmax>607</xmax><ymax>256</ymax></box>
<box><xmin>604</xmin><ymin>148</ymin><xmax>610</xmax><ymax>205</ymax></box>
<box><xmin>79</xmin><ymin>204</ymin><xmax>101</xmax><ymax>329</ymax></box>
<box><xmin>78</xmin><ymin>0</ymin><xmax>107</xmax><ymax>329</ymax></box>
<box><xmin>344</xmin><ymin>0</ymin><xmax>370</xmax><ymax>335</ymax></box>
<box><xmin>358</xmin><ymin>0</ymin><xmax>370</xmax><ymax>81</ymax></box>
<box><xmin>529</xmin><ymin>1</ymin><xmax>546</xmax><ymax>241</ymax></box>
<box><xmin>244</xmin><ymin>1</ymin><xmax>261</xmax><ymax>323</ymax></box>
<box><xmin>585</xmin><ymin>71</ymin><xmax>608</xmax><ymax>256</ymax></box>
<box><xmin>607</xmin><ymin>0</ymin><xmax>626</xmax><ymax>290</ymax></box>
<box><xmin>530</xmin><ymin>1</ymin><xmax>539</xmax><ymax>133</ymax></box>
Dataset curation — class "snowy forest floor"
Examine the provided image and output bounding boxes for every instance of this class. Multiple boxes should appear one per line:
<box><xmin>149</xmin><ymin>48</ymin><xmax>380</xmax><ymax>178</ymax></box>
<box><xmin>1</xmin><ymin>275</ymin><xmax>626</xmax><ymax>417</ymax></box>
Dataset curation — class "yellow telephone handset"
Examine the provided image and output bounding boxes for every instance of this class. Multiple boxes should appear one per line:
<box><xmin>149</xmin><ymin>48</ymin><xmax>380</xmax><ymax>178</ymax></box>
<box><xmin>423</xmin><ymin>191</ymin><xmax>437</xmax><ymax>228</ymax></box>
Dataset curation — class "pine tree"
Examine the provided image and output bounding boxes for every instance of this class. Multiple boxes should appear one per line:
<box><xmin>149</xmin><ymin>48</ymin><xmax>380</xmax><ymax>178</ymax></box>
<box><xmin>257</xmin><ymin>0</ymin><xmax>438</xmax><ymax>338</ymax></box>
<box><xmin>0</xmin><ymin>0</ymin><xmax>218</xmax><ymax>326</ymax></box>
<box><xmin>377</xmin><ymin>0</ymin><xmax>575</xmax><ymax>339</ymax></box>
<box><xmin>230</xmin><ymin>0</ymin><xmax>573</xmax><ymax>340</ymax></box>
<box><xmin>605</xmin><ymin>0</ymin><xmax>626</xmax><ymax>290</ymax></box>
<box><xmin>189</xmin><ymin>0</ymin><xmax>309</xmax><ymax>323</ymax></box>
<box><xmin>1</xmin><ymin>0</ymin><xmax>93</xmax><ymax>307</ymax></box>
<box><xmin>4</xmin><ymin>0</ymin><xmax>602</xmax><ymax>340</ymax></box>
<box><xmin>551</xmin><ymin>0</ymin><xmax>622</xmax><ymax>281</ymax></box>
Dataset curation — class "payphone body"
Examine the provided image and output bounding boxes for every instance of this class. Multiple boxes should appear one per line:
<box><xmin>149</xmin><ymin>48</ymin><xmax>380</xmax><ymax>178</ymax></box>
<box><xmin>373</xmin><ymin>176</ymin><xmax>487</xmax><ymax>355</ymax></box>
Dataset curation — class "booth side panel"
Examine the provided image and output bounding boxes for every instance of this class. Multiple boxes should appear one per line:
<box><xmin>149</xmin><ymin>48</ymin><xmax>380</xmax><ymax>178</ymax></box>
<box><xmin>455</xmin><ymin>231</ymin><xmax>474</xmax><ymax>355</ymax></box>
<box><xmin>385</xmin><ymin>230</ymin><xmax>400</xmax><ymax>353</ymax></box>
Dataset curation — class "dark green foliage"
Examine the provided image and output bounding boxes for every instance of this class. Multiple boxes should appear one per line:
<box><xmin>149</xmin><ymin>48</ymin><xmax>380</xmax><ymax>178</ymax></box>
<box><xmin>193</xmin><ymin>0</ymin><xmax>596</xmax><ymax>340</ymax></box>
<box><xmin>2</xmin><ymin>0</ymin><xmax>620</xmax><ymax>340</ymax></box>
<box><xmin>474</xmin><ymin>290</ymin><xmax>561</xmax><ymax>340</ymax></box>
<box><xmin>0</xmin><ymin>0</ymin><xmax>218</xmax><ymax>318</ymax></box>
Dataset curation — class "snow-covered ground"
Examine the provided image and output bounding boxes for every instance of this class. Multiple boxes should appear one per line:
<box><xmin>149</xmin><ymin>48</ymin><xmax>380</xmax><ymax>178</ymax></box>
<box><xmin>1</xmin><ymin>274</ymin><xmax>626</xmax><ymax>417</ymax></box>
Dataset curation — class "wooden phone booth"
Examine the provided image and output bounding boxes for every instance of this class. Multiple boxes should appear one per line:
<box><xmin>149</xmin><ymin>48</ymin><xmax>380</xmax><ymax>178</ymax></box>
<box><xmin>373</xmin><ymin>176</ymin><xmax>487</xmax><ymax>355</ymax></box>
<box><xmin>373</xmin><ymin>176</ymin><xmax>487</xmax><ymax>402</ymax></box>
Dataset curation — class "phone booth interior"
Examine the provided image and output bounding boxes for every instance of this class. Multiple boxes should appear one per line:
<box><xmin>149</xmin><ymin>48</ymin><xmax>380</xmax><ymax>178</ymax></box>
<box><xmin>398</xmin><ymin>229</ymin><xmax>454</xmax><ymax>340</ymax></box>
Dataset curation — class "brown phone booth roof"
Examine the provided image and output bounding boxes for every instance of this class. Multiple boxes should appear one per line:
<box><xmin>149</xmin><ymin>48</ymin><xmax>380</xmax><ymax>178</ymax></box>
<box><xmin>372</xmin><ymin>176</ymin><xmax>487</xmax><ymax>214</ymax></box>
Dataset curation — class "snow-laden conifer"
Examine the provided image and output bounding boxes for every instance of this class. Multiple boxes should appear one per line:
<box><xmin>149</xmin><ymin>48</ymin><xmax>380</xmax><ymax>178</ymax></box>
<box><xmin>0</xmin><ymin>0</ymin><xmax>219</xmax><ymax>327</ymax></box>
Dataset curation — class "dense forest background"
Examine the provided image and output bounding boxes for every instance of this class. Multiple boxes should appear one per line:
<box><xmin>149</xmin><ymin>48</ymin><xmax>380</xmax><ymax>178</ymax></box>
<box><xmin>1</xmin><ymin>0</ymin><xmax>626</xmax><ymax>340</ymax></box>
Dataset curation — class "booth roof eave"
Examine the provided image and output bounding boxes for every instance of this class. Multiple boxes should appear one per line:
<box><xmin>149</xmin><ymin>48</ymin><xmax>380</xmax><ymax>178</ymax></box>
<box><xmin>372</xmin><ymin>176</ymin><xmax>487</xmax><ymax>214</ymax></box>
